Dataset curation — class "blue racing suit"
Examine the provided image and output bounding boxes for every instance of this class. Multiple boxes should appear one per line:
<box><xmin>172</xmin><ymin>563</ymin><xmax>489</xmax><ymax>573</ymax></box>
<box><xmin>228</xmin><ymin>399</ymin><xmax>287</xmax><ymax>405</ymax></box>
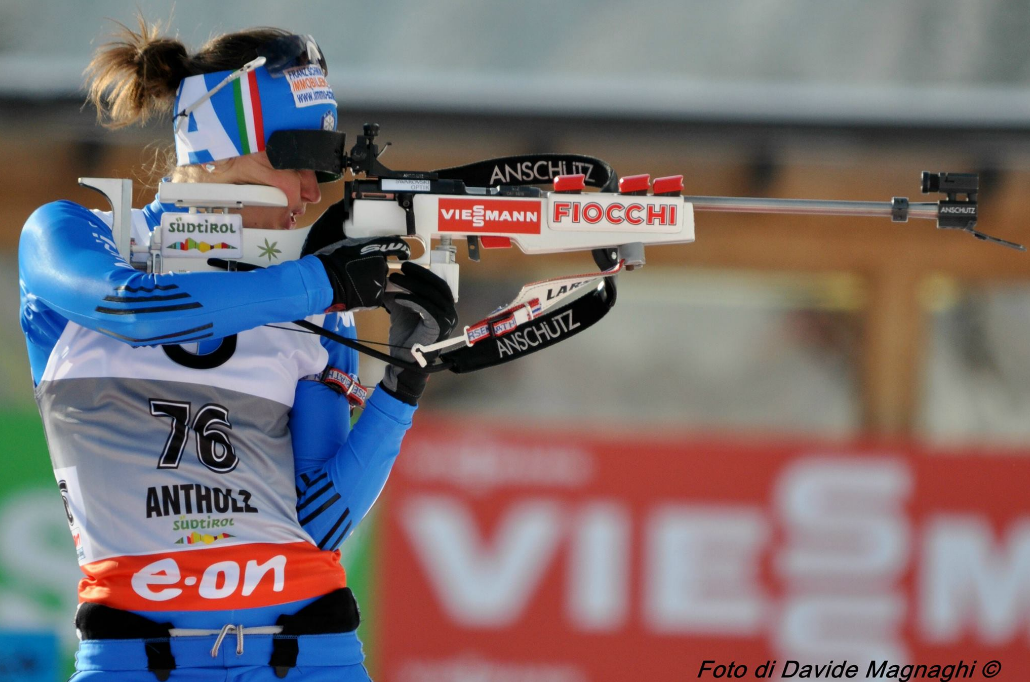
<box><xmin>19</xmin><ymin>196</ymin><xmax>415</xmax><ymax>681</ymax></box>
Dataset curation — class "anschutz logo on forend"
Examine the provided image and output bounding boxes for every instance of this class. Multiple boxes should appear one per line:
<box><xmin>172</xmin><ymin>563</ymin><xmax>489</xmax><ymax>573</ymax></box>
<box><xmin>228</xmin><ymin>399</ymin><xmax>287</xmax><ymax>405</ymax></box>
<box><xmin>496</xmin><ymin>310</ymin><xmax>582</xmax><ymax>358</ymax></box>
<box><xmin>438</xmin><ymin>198</ymin><xmax>542</xmax><ymax>234</ymax></box>
<box><xmin>939</xmin><ymin>205</ymin><xmax>976</xmax><ymax>214</ymax></box>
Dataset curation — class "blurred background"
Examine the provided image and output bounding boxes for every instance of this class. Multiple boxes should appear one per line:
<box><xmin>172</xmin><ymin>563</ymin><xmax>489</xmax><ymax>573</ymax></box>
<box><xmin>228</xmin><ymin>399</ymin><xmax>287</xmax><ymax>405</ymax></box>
<box><xmin>1</xmin><ymin>1</ymin><xmax>1029</xmax><ymax>679</ymax></box>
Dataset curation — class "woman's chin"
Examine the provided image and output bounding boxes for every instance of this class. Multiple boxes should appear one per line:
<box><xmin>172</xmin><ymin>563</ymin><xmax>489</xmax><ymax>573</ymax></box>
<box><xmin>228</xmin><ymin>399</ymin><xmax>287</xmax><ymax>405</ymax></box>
<box><xmin>244</xmin><ymin>218</ymin><xmax>294</xmax><ymax>230</ymax></box>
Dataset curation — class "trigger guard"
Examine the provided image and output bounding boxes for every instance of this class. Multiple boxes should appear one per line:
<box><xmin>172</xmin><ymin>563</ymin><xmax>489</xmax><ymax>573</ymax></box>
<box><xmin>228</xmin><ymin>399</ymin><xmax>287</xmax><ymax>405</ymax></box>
<box><xmin>407</xmin><ymin>236</ymin><xmax>430</xmax><ymax>264</ymax></box>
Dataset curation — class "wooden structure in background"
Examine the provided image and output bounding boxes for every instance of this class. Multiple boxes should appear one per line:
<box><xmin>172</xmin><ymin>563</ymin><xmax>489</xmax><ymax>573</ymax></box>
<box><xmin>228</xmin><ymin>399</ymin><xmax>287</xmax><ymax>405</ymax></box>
<box><xmin>2</xmin><ymin>110</ymin><xmax>1026</xmax><ymax>435</ymax></box>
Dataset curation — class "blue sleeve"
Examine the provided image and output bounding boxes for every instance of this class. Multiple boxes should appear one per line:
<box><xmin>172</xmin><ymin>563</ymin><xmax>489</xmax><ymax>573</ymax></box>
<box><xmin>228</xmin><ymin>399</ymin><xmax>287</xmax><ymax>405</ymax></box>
<box><xmin>291</xmin><ymin>317</ymin><xmax>417</xmax><ymax>549</ymax></box>
<box><xmin>290</xmin><ymin>313</ymin><xmax>359</xmax><ymax>476</ymax></box>
<box><xmin>19</xmin><ymin>200</ymin><xmax>333</xmax><ymax>382</ymax></box>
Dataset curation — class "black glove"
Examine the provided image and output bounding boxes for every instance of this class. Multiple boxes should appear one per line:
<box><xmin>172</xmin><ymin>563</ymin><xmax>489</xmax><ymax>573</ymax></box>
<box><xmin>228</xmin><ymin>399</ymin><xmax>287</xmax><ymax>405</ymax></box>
<box><xmin>380</xmin><ymin>262</ymin><xmax>458</xmax><ymax>405</ymax></box>
<box><xmin>314</xmin><ymin>237</ymin><xmax>410</xmax><ymax>312</ymax></box>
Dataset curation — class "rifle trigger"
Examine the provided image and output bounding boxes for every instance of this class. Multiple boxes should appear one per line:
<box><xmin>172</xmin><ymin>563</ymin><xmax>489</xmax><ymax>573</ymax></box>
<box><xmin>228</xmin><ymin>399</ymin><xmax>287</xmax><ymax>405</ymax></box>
<box><xmin>467</xmin><ymin>236</ymin><xmax>481</xmax><ymax>262</ymax></box>
<box><xmin>397</xmin><ymin>192</ymin><xmax>416</xmax><ymax>236</ymax></box>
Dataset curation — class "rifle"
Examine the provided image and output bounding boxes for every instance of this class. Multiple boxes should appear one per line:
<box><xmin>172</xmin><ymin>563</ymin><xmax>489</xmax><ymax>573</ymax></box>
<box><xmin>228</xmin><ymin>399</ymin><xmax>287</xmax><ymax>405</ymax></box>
<box><xmin>81</xmin><ymin>123</ymin><xmax>1022</xmax><ymax>374</ymax></box>
<box><xmin>265</xmin><ymin>124</ymin><xmax>1022</xmax><ymax>372</ymax></box>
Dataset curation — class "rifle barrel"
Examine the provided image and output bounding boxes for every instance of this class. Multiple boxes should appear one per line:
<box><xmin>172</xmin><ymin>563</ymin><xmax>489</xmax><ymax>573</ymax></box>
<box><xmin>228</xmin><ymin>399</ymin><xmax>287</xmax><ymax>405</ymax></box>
<box><xmin>683</xmin><ymin>196</ymin><xmax>939</xmax><ymax>221</ymax></box>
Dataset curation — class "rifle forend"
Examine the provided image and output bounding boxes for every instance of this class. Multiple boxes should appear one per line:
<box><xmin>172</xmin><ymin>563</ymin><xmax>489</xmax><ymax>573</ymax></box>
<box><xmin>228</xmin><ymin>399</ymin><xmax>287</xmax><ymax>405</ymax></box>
<box><xmin>344</xmin><ymin>172</ymin><xmax>697</xmax><ymax>302</ymax></box>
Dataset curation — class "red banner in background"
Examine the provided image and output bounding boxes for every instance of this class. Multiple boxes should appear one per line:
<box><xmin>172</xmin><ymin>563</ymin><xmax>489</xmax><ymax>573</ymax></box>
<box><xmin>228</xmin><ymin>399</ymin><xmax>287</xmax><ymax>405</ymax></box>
<box><xmin>378</xmin><ymin>421</ymin><xmax>1030</xmax><ymax>682</ymax></box>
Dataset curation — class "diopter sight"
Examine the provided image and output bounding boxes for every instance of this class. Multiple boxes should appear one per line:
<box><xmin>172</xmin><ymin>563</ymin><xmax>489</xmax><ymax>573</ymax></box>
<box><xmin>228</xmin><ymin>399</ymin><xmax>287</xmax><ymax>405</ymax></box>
<box><xmin>921</xmin><ymin>171</ymin><xmax>978</xmax><ymax>198</ymax></box>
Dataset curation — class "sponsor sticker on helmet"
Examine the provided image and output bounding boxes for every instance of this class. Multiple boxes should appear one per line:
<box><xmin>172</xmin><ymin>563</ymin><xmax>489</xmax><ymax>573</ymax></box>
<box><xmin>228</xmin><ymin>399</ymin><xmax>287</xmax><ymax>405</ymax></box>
<box><xmin>284</xmin><ymin>65</ymin><xmax>334</xmax><ymax>108</ymax></box>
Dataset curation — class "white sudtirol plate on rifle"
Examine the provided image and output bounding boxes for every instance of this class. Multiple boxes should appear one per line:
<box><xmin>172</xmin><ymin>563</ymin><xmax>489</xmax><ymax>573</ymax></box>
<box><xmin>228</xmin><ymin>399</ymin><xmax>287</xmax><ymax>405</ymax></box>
<box><xmin>151</xmin><ymin>182</ymin><xmax>312</xmax><ymax>274</ymax></box>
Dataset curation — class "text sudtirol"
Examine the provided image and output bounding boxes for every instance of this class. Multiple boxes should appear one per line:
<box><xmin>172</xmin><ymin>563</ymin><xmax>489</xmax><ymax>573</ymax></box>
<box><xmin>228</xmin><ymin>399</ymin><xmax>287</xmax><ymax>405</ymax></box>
<box><xmin>159</xmin><ymin>212</ymin><xmax>243</xmax><ymax>259</ymax></box>
<box><xmin>165</xmin><ymin>219</ymin><xmax>238</xmax><ymax>234</ymax></box>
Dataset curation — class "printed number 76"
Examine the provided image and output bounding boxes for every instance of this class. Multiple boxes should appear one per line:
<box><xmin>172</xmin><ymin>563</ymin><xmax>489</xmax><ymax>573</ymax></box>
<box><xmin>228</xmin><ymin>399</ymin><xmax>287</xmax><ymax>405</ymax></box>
<box><xmin>149</xmin><ymin>400</ymin><xmax>238</xmax><ymax>474</ymax></box>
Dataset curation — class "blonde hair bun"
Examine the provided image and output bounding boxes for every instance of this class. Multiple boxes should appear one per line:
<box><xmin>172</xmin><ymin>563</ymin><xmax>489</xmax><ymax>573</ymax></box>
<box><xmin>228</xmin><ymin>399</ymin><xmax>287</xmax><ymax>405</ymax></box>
<box><xmin>86</xmin><ymin>17</ymin><xmax>192</xmax><ymax>129</ymax></box>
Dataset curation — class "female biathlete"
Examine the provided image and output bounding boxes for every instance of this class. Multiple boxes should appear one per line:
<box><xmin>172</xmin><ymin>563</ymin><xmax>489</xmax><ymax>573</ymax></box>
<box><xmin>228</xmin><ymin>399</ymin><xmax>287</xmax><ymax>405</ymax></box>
<box><xmin>19</xmin><ymin>19</ymin><xmax>454</xmax><ymax>682</ymax></box>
